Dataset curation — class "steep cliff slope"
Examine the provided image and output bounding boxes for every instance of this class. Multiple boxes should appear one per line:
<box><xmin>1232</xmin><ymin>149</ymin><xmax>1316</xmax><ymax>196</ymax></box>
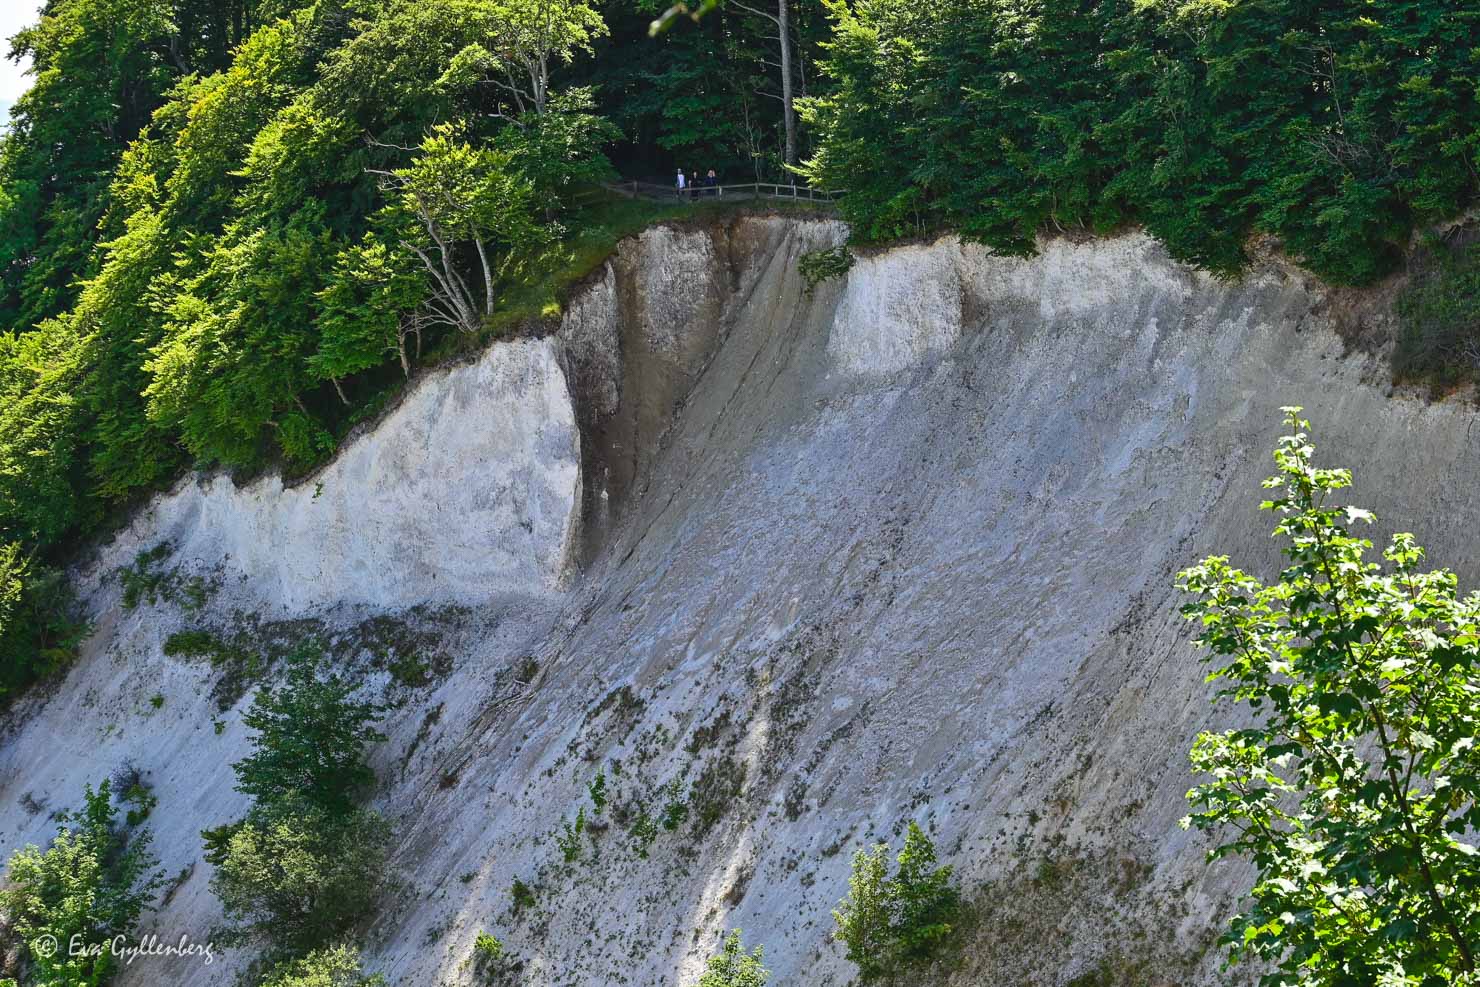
<box><xmin>2</xmin><ymin>216</ymin><xmax>1475</xmax><ymax>987</ymax></box>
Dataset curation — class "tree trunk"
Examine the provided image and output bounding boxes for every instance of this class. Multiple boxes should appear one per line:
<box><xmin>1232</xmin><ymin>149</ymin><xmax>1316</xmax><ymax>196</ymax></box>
<box><xmin>396</xmin><ymin>331</ymin><xmax>411</xmax><ymax>378</ymax></box>
<box><xmin>778</xmin><ymin>0</ymin><xmax>797</xmax><ymax>172</ymax></box>
<box><xmin>531</xmin><ymin>54</ymin><xmax>549</xmax><ymax>116</ymax></box>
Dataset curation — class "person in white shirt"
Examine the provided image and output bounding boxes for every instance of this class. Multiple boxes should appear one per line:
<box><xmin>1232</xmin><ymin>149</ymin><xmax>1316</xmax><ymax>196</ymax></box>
<box><xmin>676</xmin><ymin>169</ymin><xmax>687</xmax><ymax>196</ymax></box>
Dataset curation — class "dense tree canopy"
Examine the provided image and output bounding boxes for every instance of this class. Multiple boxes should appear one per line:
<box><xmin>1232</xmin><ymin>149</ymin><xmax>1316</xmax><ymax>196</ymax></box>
<box><xmin>0</xmin><ymin>0</ymin><xmax>618</xmax><ymax>544</ymax></box>
<box><xmin>2</xmin><ymin>0</ymin><xmax>1480</xmax><ymax>704</ymax></box>
<box><xmin>801</xmin><ymin>0</ymin><xmax>1480</xmax><ymax>284</ymax></box>
<box><xmin>1</xmin><ymin>780</ymin><xmax>161</xmax><ymax>986</ymax></box>
<box><xmin>0</xmin><ymin>0</ymin><xmax>630</xmax><ymax>699</ymax></box>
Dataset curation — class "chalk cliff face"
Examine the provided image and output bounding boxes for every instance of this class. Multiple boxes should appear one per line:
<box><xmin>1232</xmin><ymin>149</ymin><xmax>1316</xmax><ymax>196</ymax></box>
<box><xmin>3</xmin><ymin>217</ymin><xmax>1477</xmax><ymax>987</ymax></box>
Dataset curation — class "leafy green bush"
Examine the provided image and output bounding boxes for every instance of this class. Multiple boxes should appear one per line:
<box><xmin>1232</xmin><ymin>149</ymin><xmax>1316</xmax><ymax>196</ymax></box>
<box><xmin>1</xmin><ymin>780</ymin><xmax>162</xmax><ymax>987</ymax></box>
<box><xmin>256</xmin><ymin>944</ymin><xmax>384</xmax><ymax>987</ymax></box>
<box><xmin>587</xmin><ymin>770</ymin><xmax>607</xmax><ymax>814</ymax></box>
<box><xmin>232</xmin><ymin>647</ymin><xmax>386</xmax><ymax>821</ymax></box>
<box><xmin>117</xmin><ymin>544</ymin><xmax>176</xmax><ymax>610</ymax></box>
<box><xmin>557</xmin><ymin>807</ymin><xmax>587</xmax><ymax>863</ymax></box>
<box><xmin>473</xmin><ymin>932</ymin><xmax>504</xmax><ymax>962</ymax></box>
<box><xmin>694</xmin><ymin>930</ymin><xmax>768</xmax><ymax>987</ymax></box>
<box><xmin>509</xmin><ymin>879</ymin><xmax>536</xmax><ymax>914</ymax></box>
<box><xmin>798</xmin><ymin>245</ymin><xmax>855</xmax><ymax>294</ymax></box>
<box><xmin>1181</xmin><ymin>408</ymin><xmax>1480</xmax><ymax>985</ymax></box>
<box><xmin>208</xmin><ymin>808</ymin><xmax>391</xmax><ymax>953</ymax></box>
<box><xmin>832</xmin><ymin>822</ymin><xmax>961</xmax><ymax>983</ymax></box>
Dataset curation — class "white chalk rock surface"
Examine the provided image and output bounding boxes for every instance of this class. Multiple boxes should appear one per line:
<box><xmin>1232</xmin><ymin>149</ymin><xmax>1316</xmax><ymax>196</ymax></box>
<box><xmin>86</xmin><ymin>338</ymin><xmax>583</xmax><ymax>612</ymax></box>
<box><xmin>1</xmin><ymin>219</ymin><xmax>1475</xmax><ymax>987</ymax></box>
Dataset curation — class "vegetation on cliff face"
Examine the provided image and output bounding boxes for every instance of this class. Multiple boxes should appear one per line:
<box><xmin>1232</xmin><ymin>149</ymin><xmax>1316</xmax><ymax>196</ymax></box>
<box><xmin>1394</xmin><ymin>235</ymin><xmax>1480</xmax><ymax>394</ymax></box>
<box><xmin>832</xmin><ymin>821</ymin><xmax>963</xmax><ymax>983</ymax></box>
<box><xmin>694</xmin><ymin>930</ymin><xmax>769</xmax><ymax>987</ymax></box>
<box><xmin>1183</xmin><ymin>410</ymin><xmax>1480</xmax><ymax>985</ymax></box>
<box><xmin>203</xmin><ymin>648</ymin><xmax>390</xmax><ymax>957</ymax></box>
<box><xmin>0</xmin><ymin>0</ymin><xmax>837</xmax><ymax>702</ymax></box>
<box><xmin>1</xmin><ymin>6</ymin><xmax>1480</xmax><ymax>979</ymax></box>
<box><xmin>0</xmin><ymin>780</ymin><xmax>162</xmax><ymax>987</ymax></box>
<box><xmin>0</xmin><ymin>546</ymin><xmax>84</xmax><ymax>704</ymax></box>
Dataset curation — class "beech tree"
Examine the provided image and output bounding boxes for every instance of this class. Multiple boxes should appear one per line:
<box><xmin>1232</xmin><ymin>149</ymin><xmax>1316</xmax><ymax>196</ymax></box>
<box><xmin>372</xmin><ymin>127</ymin><xmax>548</xmax><ymax>337</ymax></box>
<box><xmin>437</xmin><ymin>0</ymin><xmax>608</xmax><ymax>117</ymax></box>
<box><xmin>737</xmin><ymin>0</ymin><xmax>799</xmax><ymax>168</ymax></box>
<box><xmin>205</xmin><ymin>648</ymin><xmax>391</xmax><ymax>953</ymax></box>
<box><xmin>232</xmin><ymin>650</ymin><xmax>386</xmax><ymax>821</ymax></box>
<box><xmin>314</xmin><ymin>234</ymin><xmax>427</xmax><ymax>383</ymax></box>
<box><xmin>832</xmin><ymin>822</ymin><xmax>961</xmax><ymax>983</ymax></box>
<box><xmin>1182</xmin><ymin>408</ymin><xmax>1480</xmax><ymax>985</ymax></box>
<box><xmin>643</xmin><ymin>0</ymin><xmax>812</xmax><ymax>171</ymax></box>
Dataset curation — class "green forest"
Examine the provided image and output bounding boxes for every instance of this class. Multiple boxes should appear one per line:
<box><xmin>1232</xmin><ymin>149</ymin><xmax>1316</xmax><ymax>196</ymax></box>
<box><xmin>2</xmin><ymin>0</ymin><xmax>1480</xmax><ymax>694</ymax></box>
<box><xmin>4</xmin><ymin>5</ymin><xmax>1480</xmax><ymax>987</ymax></box>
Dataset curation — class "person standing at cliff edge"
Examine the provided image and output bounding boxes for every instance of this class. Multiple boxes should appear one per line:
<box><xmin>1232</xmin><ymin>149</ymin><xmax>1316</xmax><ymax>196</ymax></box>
<box><xmin>675</xmin><ymin>168</ymin><xmax>686</xmax><ymax>197</ymax></box>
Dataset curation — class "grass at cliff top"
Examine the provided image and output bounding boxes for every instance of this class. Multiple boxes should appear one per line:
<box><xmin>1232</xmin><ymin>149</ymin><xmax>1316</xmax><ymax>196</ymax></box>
<box><xmin>434</xmin><ymin>190</ymin><xmax>838</xmax><ymax>357</ymax></box>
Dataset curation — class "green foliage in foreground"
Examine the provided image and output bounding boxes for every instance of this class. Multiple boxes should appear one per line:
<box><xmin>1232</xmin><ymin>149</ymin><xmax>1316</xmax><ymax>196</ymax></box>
<box><xmin>256</xmin><ymin>944</ymin><xmax>385</xmax><ymax>987</ymax></box>
<box><xmin>801</xmin><ymin>0</ymin><xmax>1480</xmax><ymax>286</ymax></box>
<box><xmin>204</xmin><ymin>648</ymin><xmax>390</xmax><ymax>955</ymax></box>
<box><xmin>1182</xmin><ymin>408</ymin><xmax>1480</xmax><ymax>986</ymax></box>
<box><xmin>1</xmin><ymin>780</ymin><xmax>162</xmax><ymax>987</ymax></box>
<box><xmin>832</xmin><ymin>822</ymin><xmax>961</xmax><ymax>984</ymax></box>
<box><xmin>694</xmin><ymin>930</ymin><xmax>769</xmax><ymax>987</ymax></box>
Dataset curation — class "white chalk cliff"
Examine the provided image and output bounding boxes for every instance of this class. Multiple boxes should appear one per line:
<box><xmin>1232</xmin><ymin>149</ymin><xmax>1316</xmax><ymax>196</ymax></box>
<box><xmin>2</xmin><ymin>216</ymin><xmax>1474</xmax><ymax>986</ymax></box>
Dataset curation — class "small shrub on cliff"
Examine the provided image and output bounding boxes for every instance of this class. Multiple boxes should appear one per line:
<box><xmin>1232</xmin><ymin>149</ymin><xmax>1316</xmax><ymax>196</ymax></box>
<box><xmin>588</xmin><ymin>769</ymin><xmax>607</xmax><ymax>814</ymax></box>
<box><xmin>2</xmin><ymin>781</ymin><xmax>161</xmax><ymax>987</ymax></box>
<box><xmin>509</xmin><ymin>878</ymin><xmax>536</xmax><ymax>914</ymax></box>
<box><xmin>832</xmin><ymin>822</ymin><xmax>961</xmax><ymax>983</ymax></box>
<box><xmin>693</xmin><ymin>930</ymin><xmax>768</xmax><ymax>987</ymax></box>
<box><xmin>556</xmin><ymin>807</ymin><xmax>586</xmax><ymax>863</ymax></box>
<box><xmin>473</xmin><ymin>932</ymin><xmax>504</xmax><ymax>962</ymax></box>
<box><xmin>116</xmin><ymin>544</ymin><xmax>176</xmax><ymax>610</ymax></box>
<box><xmin>798</xmin><ymin>246</ymin><xmax>855</xmax><ymax>294</ymax></box>
<box><xmin>1181</xmin><ymin>408</ymin><xmax>1480</xmax><ymax>985</ymax></box>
